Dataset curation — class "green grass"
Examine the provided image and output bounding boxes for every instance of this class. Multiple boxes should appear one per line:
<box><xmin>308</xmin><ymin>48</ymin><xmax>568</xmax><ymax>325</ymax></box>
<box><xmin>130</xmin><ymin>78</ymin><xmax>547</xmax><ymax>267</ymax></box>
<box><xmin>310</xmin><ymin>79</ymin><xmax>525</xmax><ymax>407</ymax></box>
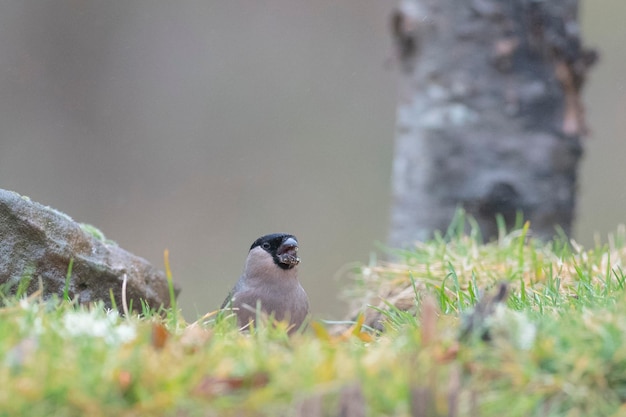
<box><xmin>4</xmin><ymin>221</ymin><xmax>626</xmax><ymax>416</ymax></box>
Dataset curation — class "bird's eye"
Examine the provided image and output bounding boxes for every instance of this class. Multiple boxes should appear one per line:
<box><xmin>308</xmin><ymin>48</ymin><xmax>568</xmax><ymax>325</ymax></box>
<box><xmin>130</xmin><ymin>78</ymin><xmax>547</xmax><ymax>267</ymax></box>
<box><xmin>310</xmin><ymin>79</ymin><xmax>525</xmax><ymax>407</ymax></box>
<box><xmin>262</xmin><ymin>242</ymin><xmax>271</xmax><ymax>250</ymax></box>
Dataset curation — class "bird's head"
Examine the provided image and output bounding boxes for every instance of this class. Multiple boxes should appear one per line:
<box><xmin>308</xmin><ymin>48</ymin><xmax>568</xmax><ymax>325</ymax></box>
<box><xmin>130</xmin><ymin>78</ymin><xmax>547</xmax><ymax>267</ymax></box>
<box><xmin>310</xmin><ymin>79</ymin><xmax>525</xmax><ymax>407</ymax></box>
<box><xmin>250</xmin><ymin>233</ymin><xmax>300</xmax><ymax>270</ymax></box>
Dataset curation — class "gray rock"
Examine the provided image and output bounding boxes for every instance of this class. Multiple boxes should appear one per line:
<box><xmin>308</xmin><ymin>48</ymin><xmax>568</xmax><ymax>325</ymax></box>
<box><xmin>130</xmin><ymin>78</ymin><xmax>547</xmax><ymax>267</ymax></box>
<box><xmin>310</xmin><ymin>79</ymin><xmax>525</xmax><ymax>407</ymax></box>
<box><xmin>0</xmin><ymin>189</ymin><xmax>180</xmax><ymax>311</ymax></box>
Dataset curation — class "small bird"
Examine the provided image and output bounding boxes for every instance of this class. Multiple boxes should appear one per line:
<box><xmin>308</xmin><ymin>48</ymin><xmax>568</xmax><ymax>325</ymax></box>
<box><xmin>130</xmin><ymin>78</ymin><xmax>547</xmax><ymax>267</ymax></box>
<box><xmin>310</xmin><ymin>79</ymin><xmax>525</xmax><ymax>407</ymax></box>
<box><xmin>221</xmin><ymin>233</ymin><xmax>309</xmax><ymax>333</ymax></box>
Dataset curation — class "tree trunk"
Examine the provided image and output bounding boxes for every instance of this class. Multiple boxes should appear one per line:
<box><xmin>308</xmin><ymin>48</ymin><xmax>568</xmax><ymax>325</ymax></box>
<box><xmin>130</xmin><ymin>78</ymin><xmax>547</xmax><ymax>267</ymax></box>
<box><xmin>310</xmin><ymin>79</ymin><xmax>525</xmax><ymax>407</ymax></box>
<box><xmin>388</xmin><ymin>0</ymin><xmax>597</xmax><ymax>245</ymax></box>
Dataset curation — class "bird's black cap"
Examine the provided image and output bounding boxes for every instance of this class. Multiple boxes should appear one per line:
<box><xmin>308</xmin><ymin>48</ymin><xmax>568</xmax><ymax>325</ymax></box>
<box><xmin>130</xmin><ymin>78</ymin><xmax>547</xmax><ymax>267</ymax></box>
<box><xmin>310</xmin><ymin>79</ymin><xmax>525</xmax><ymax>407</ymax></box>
<box><xmin>251</xmin><ymin>233</ymin><xmax>299</xmax><ymax>270</ymax></box>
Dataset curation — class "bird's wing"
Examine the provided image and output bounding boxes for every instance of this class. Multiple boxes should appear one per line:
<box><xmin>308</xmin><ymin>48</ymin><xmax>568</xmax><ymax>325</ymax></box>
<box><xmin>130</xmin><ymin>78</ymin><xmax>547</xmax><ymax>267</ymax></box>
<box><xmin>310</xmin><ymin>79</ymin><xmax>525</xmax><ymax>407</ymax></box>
<box><xmin>220</xmin><ymin>276</ymin><xmax>247</xmax><ymax>309</ymax></box>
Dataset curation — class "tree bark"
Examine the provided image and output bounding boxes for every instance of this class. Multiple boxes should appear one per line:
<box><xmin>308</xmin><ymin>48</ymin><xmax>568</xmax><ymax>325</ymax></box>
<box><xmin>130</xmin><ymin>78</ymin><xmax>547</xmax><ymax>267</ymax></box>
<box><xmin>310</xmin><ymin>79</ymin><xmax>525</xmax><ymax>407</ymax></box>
<box><xmin>389</xmin><ymin>0</ymin><xmax>597</xmax><ymax>245</ymax></box>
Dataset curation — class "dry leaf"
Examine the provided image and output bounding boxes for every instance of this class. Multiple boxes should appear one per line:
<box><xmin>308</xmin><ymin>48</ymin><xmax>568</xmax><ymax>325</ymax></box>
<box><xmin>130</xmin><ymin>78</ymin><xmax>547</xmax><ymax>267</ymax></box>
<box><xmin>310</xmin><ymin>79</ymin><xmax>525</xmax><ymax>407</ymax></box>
<box><xmin>311</xmin><ymin>321</ymin><xmax>332</xmax><ymax>342</ymax></box>
<box><xmin>420</xmin><ymin>296</ymin><xmax>438</xmax><ymax>346</ymax></box>
<box><xmin>312</xmin><ymin>314</ymin><xmax>375</xmax><ymax>344</ymax></box>
<box><xmin>117</xmin><ymin>370</ymin><xmax>132</xmax><ymax>391</ymax></box>
<box><xmin>194</xmin><ymin>372</ymin><xmax>270</xmax><ymax>397</ymax></box>
<box><xmin>151</xmin><ymin>322</ymin><xmax>169</xmax><ymax>350</ymax></box>
<box><xmin>347</xmin><ymin>314</ymin><xmax>375</xmax><ymax>343</ymax></box>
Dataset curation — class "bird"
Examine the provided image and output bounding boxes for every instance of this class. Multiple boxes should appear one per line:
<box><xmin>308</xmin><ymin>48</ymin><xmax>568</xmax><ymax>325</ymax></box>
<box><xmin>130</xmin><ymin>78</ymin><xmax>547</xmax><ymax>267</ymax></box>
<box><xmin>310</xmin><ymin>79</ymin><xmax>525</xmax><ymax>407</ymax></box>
<box><xmin>221</xmin><ymin>233</ymin><xmax>309</xmax><ymax>333</ymax></box>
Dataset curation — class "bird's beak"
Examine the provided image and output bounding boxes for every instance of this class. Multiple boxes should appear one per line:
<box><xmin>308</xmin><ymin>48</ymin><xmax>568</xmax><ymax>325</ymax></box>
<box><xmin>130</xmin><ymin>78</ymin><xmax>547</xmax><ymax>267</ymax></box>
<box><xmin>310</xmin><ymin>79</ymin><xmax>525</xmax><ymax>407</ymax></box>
<box><xmin>277</xmin><ymin>237</ymin><xmax>300</xmax><ymax>267</ymax></box>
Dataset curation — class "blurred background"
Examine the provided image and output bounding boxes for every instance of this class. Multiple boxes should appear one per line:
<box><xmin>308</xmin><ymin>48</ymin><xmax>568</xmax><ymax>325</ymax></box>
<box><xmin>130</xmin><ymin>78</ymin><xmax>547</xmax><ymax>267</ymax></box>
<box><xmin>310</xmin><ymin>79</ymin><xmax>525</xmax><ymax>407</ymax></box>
<box><xmin>0</xmin><ymin>1</ymin><xmax>623</xmax><ymax>320</ymax></box>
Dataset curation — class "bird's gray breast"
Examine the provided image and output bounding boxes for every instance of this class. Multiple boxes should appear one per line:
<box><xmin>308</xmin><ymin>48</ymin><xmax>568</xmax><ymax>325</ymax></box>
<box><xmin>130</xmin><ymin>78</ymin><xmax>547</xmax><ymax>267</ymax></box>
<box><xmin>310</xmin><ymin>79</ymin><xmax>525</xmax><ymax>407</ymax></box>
<box><xmin>232</xmin><ymin>277</ymin><xmax>308</xmax><ymax>327</ymax></box>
